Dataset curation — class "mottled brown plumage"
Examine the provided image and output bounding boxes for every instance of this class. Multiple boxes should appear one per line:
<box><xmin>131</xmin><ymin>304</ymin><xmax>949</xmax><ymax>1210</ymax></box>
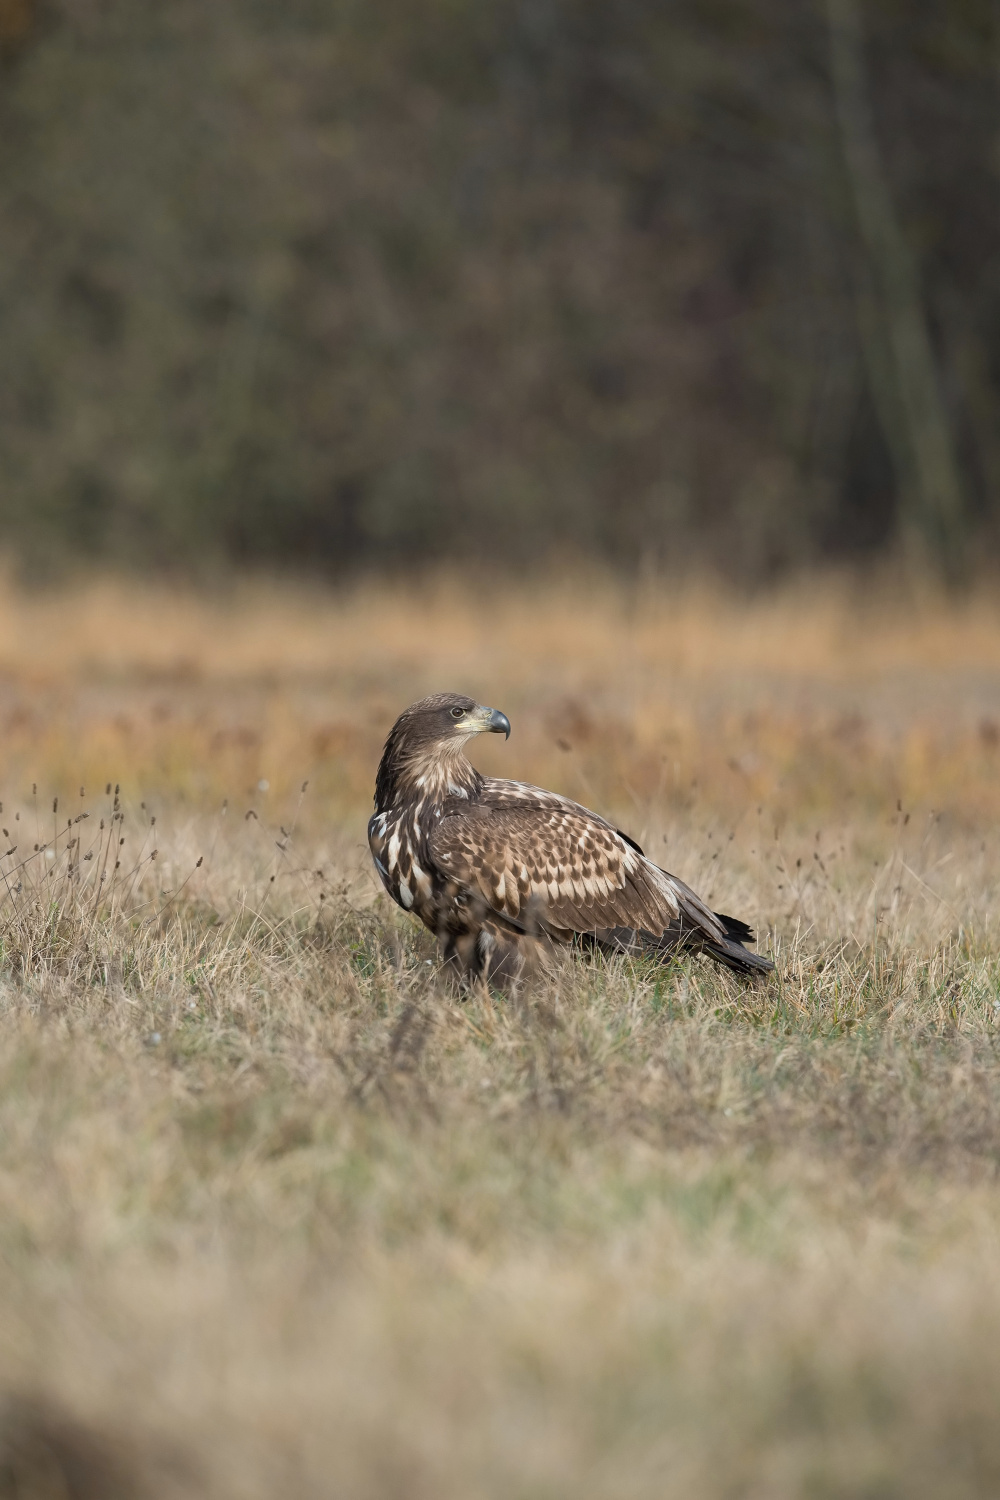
<box><xmin>369</xmin><ymin>693</ymin><xmax>774</xmax><ymax>983</ymax></box>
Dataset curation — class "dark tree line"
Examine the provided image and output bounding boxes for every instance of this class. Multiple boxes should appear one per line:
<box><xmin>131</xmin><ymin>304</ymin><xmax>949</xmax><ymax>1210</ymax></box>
<box><xmin>0</xmin><ymin>0</ymin><xmax>996</xmax><ymax>578</ymax></box>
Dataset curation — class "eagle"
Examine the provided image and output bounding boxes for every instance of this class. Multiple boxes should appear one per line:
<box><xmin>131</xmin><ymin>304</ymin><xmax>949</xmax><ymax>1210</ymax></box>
<box><xmin>368</xmin><ymin>693</ymin><xmax>774</xmax><ymax>983</ymax></box>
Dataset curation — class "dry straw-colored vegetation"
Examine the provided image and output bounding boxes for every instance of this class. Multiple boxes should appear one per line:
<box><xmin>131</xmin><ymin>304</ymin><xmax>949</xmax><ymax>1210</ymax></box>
<box><xmin>2</xmin><ymin>572</ymin><xmax>1000</xmax><ymax>1498</ymax></box>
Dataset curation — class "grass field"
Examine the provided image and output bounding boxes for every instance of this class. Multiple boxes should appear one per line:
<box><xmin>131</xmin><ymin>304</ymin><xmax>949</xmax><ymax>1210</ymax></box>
<box><xmin>2</xmin><ymin>573</ymin><xmax>1000</xmax><ymax>1498</ymax></box>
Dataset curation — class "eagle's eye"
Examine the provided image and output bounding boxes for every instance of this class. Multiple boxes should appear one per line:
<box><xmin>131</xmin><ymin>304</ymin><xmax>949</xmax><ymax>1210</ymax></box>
<box><xmin>450</xmin><ymin>706</ymin><xmax>465</xmax><ymax>719</ymax></box>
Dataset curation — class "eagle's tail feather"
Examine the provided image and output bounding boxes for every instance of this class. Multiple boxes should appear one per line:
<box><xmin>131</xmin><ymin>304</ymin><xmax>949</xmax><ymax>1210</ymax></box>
<box><xmin>701</xmin><ymin>935</ymin><xmax>775</xmax><ymax>976</ymax></box>
<box><xmin>705</xmin><ymin>909</ymin><xmax>774</xmax><ymax>975</ymax></box>
<box><xmin>590</xmin><ymin>920</ymin><xmax>774</xmax><ymax>979</ymax></box>
<box><xmin>714</xmin><ymin>910</ymin><xmax>756</xmax><ymax>944</ymax></box>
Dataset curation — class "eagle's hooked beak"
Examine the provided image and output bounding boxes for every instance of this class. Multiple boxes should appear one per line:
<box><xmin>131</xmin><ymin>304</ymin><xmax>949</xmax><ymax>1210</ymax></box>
<box><xmin>468</xmin><ymin>704</ymin><xmax>511</xmax><ymax>739</ymax></box>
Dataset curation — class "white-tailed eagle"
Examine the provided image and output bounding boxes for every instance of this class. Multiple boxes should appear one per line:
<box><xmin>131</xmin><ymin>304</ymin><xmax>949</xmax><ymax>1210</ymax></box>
<box><xmin>369</xmin><ymin>693</ymin><xmax>773</xmax><ymax>982</ymax></box>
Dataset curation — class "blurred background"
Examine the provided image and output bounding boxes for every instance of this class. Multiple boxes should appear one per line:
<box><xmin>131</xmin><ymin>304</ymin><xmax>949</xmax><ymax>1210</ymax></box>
<box><xmin>0</xmin><ymin>0</ymin><xmax>996</xmax><ymax>583</ymax></box>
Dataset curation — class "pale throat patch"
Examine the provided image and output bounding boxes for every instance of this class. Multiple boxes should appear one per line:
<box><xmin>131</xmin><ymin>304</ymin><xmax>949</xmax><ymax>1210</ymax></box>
<box><xmin>404</xmin><ymin>743</ymin><xmax>478</xmax><ymax>801</ymax></box>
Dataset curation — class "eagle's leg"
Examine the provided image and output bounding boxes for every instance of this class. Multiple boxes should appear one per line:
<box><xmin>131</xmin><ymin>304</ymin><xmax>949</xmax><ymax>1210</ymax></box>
<box><xmin>474</xmin><ymin>921</ymin><xmax>528</xmax><ymax>984</ymax></box>
<box><xmin>440</xmin><ymin>927</ymin><xmax>479</xmax><ymax>983</ymax></box>
<box><xmin>439</xmin><ymin>920</ymin><xmax>529</xmax><ymax>989</ymax></box>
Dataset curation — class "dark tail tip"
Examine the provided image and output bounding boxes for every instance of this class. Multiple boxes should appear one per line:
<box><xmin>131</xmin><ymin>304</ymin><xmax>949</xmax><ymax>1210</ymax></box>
<box><xmin>707</xmin><ymin>937</ymin><xmax>775</xmax><ymax>977</ymax></box>
<box><xmin>714</xmin><ymin>910</ymin><xmax>756</xmax><ymax>944</ymax></box>
<box><xmin>709</xmin><ymin>911</ymin><xmax>774</xmax><ymax>978</ymax></box>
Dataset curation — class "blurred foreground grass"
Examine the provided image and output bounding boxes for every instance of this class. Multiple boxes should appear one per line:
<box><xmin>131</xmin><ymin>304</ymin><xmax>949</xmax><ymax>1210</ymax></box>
<box><xmin>2</xmin><ymin>573</ymin><xmax>1000</xmax><ymax>1497</ymax></box>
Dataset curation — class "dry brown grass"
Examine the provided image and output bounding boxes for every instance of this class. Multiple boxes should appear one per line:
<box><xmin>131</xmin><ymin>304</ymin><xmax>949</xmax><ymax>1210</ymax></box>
<box><xmin>2</xmin><ymin>572</ymin><xmax>1000</xmax><ymax>1498</ymax></box>
<box><xmin>3</xmin><ymin>567</ymin><xmax>1000</xmax><ymax>824</ymax></box>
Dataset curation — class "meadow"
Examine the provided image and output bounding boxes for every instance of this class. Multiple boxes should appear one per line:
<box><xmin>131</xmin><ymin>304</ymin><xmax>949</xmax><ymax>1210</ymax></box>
<box><xmin>2</xmin><ymin>572</ymin><xmax>1000</xmax><ymax>1498</ymax></box>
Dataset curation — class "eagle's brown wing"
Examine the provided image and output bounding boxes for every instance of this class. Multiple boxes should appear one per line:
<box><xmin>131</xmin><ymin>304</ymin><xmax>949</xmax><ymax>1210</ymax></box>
<box><xmin>426</xmin><ymin>780</ymin><xmax>729</xmax><ymax>949</ymax></box>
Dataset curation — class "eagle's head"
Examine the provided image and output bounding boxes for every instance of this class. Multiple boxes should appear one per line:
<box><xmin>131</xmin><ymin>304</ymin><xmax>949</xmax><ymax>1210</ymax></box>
<box><xmin>374</xmin><ymin>693</ymin><xmax>510</xmax><ymax>809</ymax></box>
<box><xmin>394</xmin><ymin>693</ymin><xmax>511</xmax><ymax>746</ymax></box>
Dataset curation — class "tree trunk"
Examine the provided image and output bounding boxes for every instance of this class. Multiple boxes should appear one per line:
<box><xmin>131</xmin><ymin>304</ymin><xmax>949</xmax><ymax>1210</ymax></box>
<box><xmin>827</xmin><ymin>0</ymin><xmax>967</xmax><ymax>576</ymax></box>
